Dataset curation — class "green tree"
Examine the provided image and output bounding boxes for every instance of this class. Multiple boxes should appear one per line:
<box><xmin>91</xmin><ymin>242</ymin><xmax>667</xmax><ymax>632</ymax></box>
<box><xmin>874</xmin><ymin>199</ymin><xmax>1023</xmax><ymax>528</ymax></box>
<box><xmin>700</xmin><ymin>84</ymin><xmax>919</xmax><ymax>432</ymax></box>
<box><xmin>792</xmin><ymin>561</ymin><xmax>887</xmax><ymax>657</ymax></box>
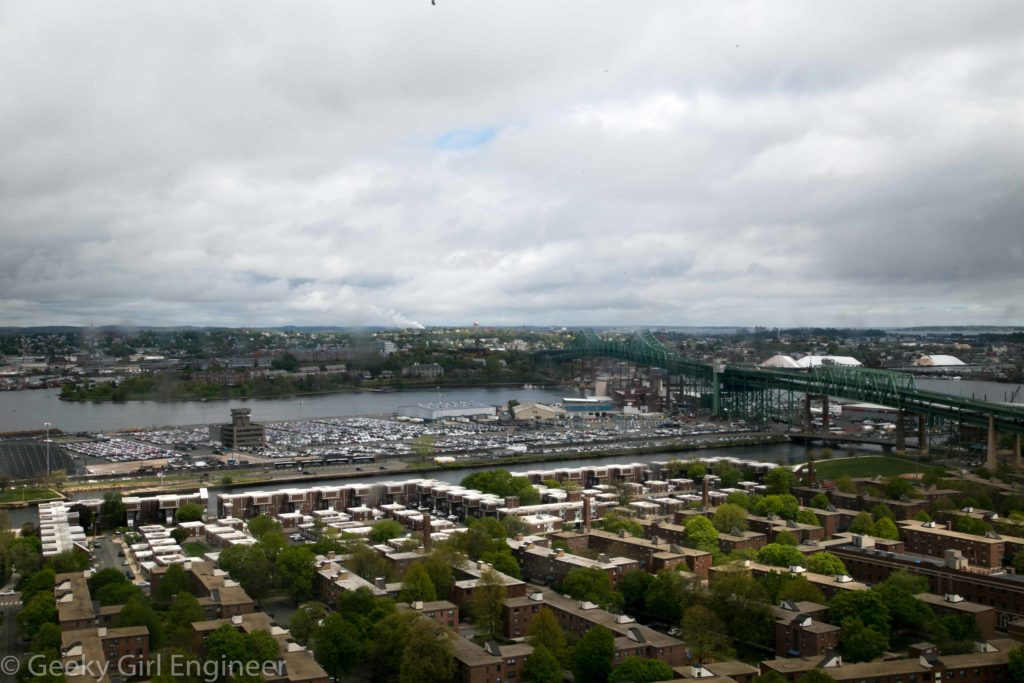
<box><xmin>116</xmin><ymin>595</ymin><xmax>164</xmax><ymax>650</ymax></box>
<box><xmin>99</xmin><ymin>492</ymin><xmax>126</xmax><ymax>529</ymax></box>
<box><xmin>600</xmin><ymin>511</ymin><xmax>643</xmax><ymax>536</ymax></box>
<box><xmin>218</xmin><ymin>543</ymin><xmax>273</xmax><ymax>606</ymax></box>
<box><xmin>796</xmin><ymin>671</ymin><xmax>837</xmax><ymax>683</ymax></box>
<box><xmin>686</xmin><ymin>462</ymin><xmax>706</xmax><ymax>479</ymax></box>
<box><xmin>367</xmin><ymin>611</ymin><xmax>418</xmax><ymax>683</ymax></box>
<box><xmin>774</xmin><ymin>530</ymin><xmax>799</xmax><ymax>546</ymax></box>
<box><xmin>871</xmin><ymin>517</ymin><xmax>899</xmax><ymax>540</ymax></box>
<box><xmin>96</xmin><ymin>581</ymin><xmax>143</xmax><ymax>606</ymax></box>
<box><xmin>276</xmin><ymin>545</ymin><xmax>316</xmax><ymax>604</ymax></box>
<box><xmin>830</xmin><ymin>590</ymin><xmax>890</xmax><ymax>637</ymax></box>
<box><xmin>31</xmin><ymin>621</ymin><xmax>63</xmax><ymax>659</ymax></box>
<box><xmin>421</xmin><ymin>543</ymin><xmax>462</xmax><ymax>599</ymax></box>
<box><xmin>682</xmin><ymin>604</ymin><xmax>732</xmax><ymax>663</ymax></box>
<box><xmin>608</xmin><ymin>656</ymin><xmax>675</xmax><ymax>683</ymax></box>
<box><xmin>18</xmin><ymin>591</ymin><xmax>57</xmax><ymax>640</ymax></box>
<box><xmin>764</xmin><ymin>467</ymin><xmax>796</xmax><ymax>495</ymax></box>
<box><xmin>754</xmin><ymin>494</ymin><xmax>800</xmax><ymax>520</ymax></box>
<box><xmin>347</xmin><ymin>542</ymin><xmax>393</xmax><ymax>583</ymax></box>
<box><xmin>617</xmin><ymin>569</ymin><xmax>655</xmax><ymax>617</ymax></box>
<box><xmin>289</xmin><ymin>601</ymin><xmax>327</xmax><ymax>646</ymax></box>
<box><xmin>313</xmin><ymin>613</ymin><xmax>362</xmax><ymax>679</ymax></box>
<box><xmin>806</xmin><ymin>552</ymin><xmax>846</xmax><ymax>576</ymax></box>
<box><xmin>206</xmin><ymin>624</ymin><xmax>251</xmax><ymax>676</ymax></box>
<box><xmin>399</xmin><ymin>618</ymin><xmax>455</xmax><ymax>683</ymax></box>
<box><xmin>411</xmin><ymin>434</ymin><xmax>436</xmax><ymax>463</ymax></box>
<box><xmin>757</xmin><ymin>543</ymin><xmax>804</xmax><ymax>567</ymax></box>
<box><xmin>839</xmin><ymin>617</ymin><xmax>888</xmax><ymax>662</ymax></box>
<box><xmin>683</xmin><ymin>515</ymin><xmax>719</xmax><ymax>553</ymax></box>
<box><xmin>461</xmin><ymin>468</ymin><xmax>540</xmax><ymax>505</ymax></box>
<box><xmin>752</xmin><ymin>671</ymin><xmax>788</xmax><ymax>683</ymax></box>
<box><xmin>176</xmin><ymin>502</ymin><xmax>205</xmax><ymax>523</ymax></box>
<box><xmin>849</xmin><ymin>512</ymin><xmax>875</xmax><ymax>535</ymax></box>
<box><xmin>645</xmin><ymin>570</ymin><xmax>696</xmax><ymax>626</ymax></box>
<box><xmin>399</xmin><ymin>563</ymin><xmax>438</xmax><ymax>603</ymax></box>
<box><xmin>471</xmin><ymin>568</ymin><xmax>507</xmax><ymax>639</ymax></box>
<box><xmin>835</xmin><ymin>474</ymin><xmax>856</xmax><ymax>494</ymax></box>
<box><xmin>1008</xmin><ymin>645</ymin><xmax>1024</xmax><ymax>682</ymax></box>
<box><xmin>775</xmin><ymin>576</ymin><xmax>826</xmax><ymax>605</ymax></box>
<box><xmin>712</xmin><ymin>503</ymin><xmax>748</xmax><ymax>533</ymax></box>
<box><xmin>709</xmin><ymin>572</ymin><xmax>773</xmax><ymax>647</ymax></box>
<box><xmin>871</xmin><ymin>503</ymin><xmax>895</xmax><ymax>521</ymax></box>
<box><xmin>953</xmin><ymin>516</ymin><xmax>992</xmax><ymax>536</ymax></box>
<box><xmin>527</xmin><ymin>607</ymin><xmax>568</xmax><ymax>664</ymax></box>
<box><xmin>272</xmin><ymin>352</ymin><xmax>301</xmax><ymax>372</ymax></box>
<box><xmin>154</xmin><ymin>562</ymin><xmax>192</xmax><ymax>608</ymax></box>
<box><xmin>884</xmin><ymin>477</ymin><xmax>913</xmax><ymax>501</ymax></box>
<box><xmin>796</xmin><ymin>509</ymin><xmax>820</xmax><ymax>526</ymax></box>
<box><xmin>808</xmin><ymin>493</ymin><xmax>832</xmax><ymax>510</ymax></box>
<box><xmin>561</xmin><ymin>567</ymin><xmax>618</xmax><ymax>610</ymax></box>
<box><xmin>247</xmin><ymin>514</ymin><xmax>283</xmax><ymax>540</ymax></box>
<box><xmin>166</xmin><ymin>592</ymin><xmax>204</xmax><ymax>648</ymax></box>
<box><xmin>524</xmin><ymin>643</ymin><xmax>563</xmax><ymax>683</ymax></box>
<box><xmin>17</xmin><ymin>566</ymin><xmax>55</xmax><ymax>604</ymax></box>
<box><xmin>570</xmin><ymin>624</ymin><xmax>615</xmax><ymax>683</ymax></box>
<box><xmin>88</xmin><ymin>567</ymin><xmax>128</xmax><ymax>595</ymax></box>
<box><xmin>369</xmin><ymin>519</ymin><xmax>405</xmax><ymax>543</ymax></box>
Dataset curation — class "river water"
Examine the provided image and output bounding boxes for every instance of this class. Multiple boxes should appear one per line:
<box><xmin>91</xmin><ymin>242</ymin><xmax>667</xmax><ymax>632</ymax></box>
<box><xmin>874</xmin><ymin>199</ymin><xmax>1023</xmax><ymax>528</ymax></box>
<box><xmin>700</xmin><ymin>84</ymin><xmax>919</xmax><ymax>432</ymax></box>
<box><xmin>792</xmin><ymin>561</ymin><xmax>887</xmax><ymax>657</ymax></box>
<box><xmin>2</xmin><ymin>379</ymin><xmax>1018</xmax><ymax>436</ymax></box>
<box><xmin>0</xmin><ymin>386</ymin><xmax>571</xmax><ymax>434</ymax></box>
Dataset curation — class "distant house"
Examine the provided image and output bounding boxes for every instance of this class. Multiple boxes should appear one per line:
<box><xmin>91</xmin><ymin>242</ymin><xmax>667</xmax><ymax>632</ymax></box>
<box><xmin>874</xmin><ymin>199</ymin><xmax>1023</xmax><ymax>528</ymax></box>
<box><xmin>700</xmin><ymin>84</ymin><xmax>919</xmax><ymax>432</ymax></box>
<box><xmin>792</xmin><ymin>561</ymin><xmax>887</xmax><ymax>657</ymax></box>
<box><xmin>402</xmin><ymin>363</ymin><xmax>444</xmax><ymax>379</ymax></box>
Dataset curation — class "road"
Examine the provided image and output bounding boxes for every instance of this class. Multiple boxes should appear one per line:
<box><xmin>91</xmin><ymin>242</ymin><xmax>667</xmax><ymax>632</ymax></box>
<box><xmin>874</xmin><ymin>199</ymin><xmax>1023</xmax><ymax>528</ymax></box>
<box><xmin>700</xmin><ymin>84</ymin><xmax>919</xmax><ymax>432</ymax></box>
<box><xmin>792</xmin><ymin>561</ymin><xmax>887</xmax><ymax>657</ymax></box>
<box><xmin>0</xmin><ymin>590</ymin><xmax>20</xmax><ymax>656</ymax></box>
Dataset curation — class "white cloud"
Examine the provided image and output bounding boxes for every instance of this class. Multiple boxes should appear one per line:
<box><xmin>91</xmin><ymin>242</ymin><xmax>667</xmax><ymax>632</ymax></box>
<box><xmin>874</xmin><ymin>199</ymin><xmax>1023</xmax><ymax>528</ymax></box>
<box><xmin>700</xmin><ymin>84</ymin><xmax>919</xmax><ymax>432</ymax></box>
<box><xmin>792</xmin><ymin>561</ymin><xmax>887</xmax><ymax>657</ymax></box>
<box><xmin>0</xmin><ymin>1</ymin><xmax>1022</xmax><ymax>328</ymax></box>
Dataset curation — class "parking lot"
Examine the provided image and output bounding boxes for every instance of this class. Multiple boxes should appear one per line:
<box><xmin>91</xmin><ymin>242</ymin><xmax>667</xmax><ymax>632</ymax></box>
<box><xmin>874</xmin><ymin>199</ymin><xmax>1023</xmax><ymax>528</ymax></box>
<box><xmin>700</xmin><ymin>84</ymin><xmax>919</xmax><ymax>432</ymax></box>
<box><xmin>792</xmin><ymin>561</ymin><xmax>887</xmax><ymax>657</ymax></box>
<box><xmin>0</xmin><ymin>440</ymin><xmax>82</xmax><ymax>479</ymax></box>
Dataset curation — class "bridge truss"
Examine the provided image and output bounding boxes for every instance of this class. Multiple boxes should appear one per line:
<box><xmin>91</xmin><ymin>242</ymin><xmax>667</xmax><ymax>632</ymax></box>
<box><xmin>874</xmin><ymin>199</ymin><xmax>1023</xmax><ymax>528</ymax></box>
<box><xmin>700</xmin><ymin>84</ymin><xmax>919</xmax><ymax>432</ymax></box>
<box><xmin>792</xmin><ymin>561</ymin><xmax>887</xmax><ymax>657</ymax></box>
<box><xmin>547</xmin><ymin>330</ymin><xmax>1024</xmax><ymax>438</ymax></box>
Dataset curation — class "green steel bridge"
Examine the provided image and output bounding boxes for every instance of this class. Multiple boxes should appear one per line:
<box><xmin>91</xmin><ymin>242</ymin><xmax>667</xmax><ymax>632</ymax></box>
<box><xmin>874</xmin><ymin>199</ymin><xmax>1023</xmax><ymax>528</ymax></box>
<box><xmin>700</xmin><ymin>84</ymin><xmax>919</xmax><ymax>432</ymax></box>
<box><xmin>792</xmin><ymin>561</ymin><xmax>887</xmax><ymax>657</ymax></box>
<box><xmin>543</xmin><ymin>330</ymin><xmax>1024</xmax><ymax>466</ymax></box>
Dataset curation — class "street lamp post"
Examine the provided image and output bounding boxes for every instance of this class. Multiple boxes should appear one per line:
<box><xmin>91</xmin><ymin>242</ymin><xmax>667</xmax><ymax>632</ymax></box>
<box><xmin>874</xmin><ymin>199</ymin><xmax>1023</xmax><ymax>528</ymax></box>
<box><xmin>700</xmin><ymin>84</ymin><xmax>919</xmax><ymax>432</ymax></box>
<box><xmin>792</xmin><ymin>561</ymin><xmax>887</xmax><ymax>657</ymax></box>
<box><xmin>44</xmin><ymin>421</ymin><xmax>52</xmax><ymax>478</ymax></box>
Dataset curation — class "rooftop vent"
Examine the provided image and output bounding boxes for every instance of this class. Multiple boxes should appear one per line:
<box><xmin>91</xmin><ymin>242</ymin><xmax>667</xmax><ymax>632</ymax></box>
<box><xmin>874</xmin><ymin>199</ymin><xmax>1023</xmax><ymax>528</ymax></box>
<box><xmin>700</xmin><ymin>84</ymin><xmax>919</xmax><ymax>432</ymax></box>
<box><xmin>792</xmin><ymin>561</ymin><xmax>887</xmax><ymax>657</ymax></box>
<box><xmin>945</xmin><ymin>594</ymin><xmax>964</xmax><ymax>603</ymax></box>
<box><xmin>835</xmin><ymin>574</ymin><xmax>853</xmax><ymax>583</ymax></box>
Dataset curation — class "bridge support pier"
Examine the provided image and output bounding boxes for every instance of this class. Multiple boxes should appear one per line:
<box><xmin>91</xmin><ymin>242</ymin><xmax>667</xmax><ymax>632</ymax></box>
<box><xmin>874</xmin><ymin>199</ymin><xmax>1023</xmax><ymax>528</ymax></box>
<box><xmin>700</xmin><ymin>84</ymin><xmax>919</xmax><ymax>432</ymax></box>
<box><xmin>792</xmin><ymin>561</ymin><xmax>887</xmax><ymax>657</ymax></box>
<box><xmin>987</xmin><ymin>416</ymin><xmax>998</xmax><ymax>471</ymax></box>
<box><xmin>896</xmin><ymin>411</ymin><xmax>906</xmax><ymax>453</ymax></box>
<box><xmin>804</xmin><ymin>395</ymin><xmax>813</xmax><ymax>431</ymax></box>
<box><xmin>918</xmin><ymin>414</ymin><xmax>929</xmax><ymax>456</ymax></box>
<box><xmin>821</xmin><ymin>396</ymin><xmax>830</xmax><ymax>432</ymax></box>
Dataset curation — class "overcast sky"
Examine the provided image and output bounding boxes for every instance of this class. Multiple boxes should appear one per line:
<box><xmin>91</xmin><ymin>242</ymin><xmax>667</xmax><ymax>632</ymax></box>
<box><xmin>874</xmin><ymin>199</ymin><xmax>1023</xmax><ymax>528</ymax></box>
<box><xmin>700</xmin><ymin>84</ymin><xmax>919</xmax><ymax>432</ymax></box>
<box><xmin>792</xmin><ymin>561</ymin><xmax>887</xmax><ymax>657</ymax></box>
<box><xmin>2</xmin><ymin>2</ymin><xmax>1022</xmax><ymax>329</ymax></box>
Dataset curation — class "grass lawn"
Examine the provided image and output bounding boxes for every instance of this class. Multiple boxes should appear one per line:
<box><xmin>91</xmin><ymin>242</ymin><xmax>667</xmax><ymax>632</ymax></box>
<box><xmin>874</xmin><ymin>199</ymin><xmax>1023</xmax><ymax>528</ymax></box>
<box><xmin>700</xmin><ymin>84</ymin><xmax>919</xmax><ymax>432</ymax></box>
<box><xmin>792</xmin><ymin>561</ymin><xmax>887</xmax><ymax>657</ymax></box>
<box><xmin>0</xmin><ymin>487</ymin><xmax>62</xmax><ymax>504</ymax></box>
<box><xmin>808</xmin><ymin>455</ymin><xmax>928</xmax><ymax>480</ymax></box>
<box><xmin>183</xmin><ymin>542</ymin><xmax>208</xmax><ymax>558</ymax></box>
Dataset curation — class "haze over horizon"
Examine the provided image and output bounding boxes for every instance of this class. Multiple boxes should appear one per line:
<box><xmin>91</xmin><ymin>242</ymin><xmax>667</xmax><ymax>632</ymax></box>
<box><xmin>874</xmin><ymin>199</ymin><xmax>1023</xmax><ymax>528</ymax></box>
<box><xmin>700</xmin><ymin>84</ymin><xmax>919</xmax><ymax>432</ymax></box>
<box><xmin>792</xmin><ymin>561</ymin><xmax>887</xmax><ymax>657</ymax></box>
<box><xmin>2</xmin><ymin>2</ymin><xmax>1022</xmax><ymax>330</ymax></box>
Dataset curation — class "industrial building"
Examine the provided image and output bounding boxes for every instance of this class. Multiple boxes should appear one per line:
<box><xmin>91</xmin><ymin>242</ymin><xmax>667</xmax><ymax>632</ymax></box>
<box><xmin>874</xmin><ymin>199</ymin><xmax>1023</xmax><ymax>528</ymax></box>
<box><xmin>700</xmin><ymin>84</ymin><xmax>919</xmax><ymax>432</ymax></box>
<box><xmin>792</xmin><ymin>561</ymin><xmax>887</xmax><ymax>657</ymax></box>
<box><xmin>396</xmin><ymin>401</ymin><xmax>496</xmax><ymax>421</ymax></box>
<box><xmin>210</xmin><ymin>408</ymin><xmax>266</xmax><ymax>449</ymax></box>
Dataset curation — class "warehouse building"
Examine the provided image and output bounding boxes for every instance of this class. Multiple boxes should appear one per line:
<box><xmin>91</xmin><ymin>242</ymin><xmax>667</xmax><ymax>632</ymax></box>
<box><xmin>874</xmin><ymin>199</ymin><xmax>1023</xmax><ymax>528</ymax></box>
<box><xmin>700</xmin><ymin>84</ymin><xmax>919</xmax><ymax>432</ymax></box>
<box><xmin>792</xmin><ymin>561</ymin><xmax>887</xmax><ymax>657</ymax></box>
<box><xmin>396</xmin><ymin>401</ymin><xmax>496</xmax><ymax>421</ymax></box>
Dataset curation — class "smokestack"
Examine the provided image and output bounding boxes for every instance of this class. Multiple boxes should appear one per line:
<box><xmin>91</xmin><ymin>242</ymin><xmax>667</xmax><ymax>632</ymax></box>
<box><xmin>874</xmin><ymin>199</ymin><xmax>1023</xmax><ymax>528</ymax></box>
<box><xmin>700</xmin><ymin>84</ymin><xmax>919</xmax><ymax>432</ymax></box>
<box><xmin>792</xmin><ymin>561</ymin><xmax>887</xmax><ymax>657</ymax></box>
<box><xmin>423</xmin><ymin>512</ymin><xmax>431</xmax><ymax>552</ymax></box>
<box><xmin>702</xmin><ymin>478</ymin><xmax>710</xmax><ymax>509</ymax></box>
<box><xmin>583</xmin><ymin>496</ymin><xmax>592</xmax><ymax>533</ymax></box>
<box><xmin>807</xmin><ymin>456</ymin><xmax>817</xmax><ymax>487</ymax></box>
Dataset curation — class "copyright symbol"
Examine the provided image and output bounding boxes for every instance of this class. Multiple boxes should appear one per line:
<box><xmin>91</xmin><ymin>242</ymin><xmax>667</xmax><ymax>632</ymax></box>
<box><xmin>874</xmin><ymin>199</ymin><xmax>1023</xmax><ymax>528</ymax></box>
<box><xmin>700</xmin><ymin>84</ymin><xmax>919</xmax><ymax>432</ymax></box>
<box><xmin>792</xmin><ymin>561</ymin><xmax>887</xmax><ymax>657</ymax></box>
<box><xmin>0</xmin><ymin>656</ymin><xmax>19</xmax><ymax>675</ymax></box>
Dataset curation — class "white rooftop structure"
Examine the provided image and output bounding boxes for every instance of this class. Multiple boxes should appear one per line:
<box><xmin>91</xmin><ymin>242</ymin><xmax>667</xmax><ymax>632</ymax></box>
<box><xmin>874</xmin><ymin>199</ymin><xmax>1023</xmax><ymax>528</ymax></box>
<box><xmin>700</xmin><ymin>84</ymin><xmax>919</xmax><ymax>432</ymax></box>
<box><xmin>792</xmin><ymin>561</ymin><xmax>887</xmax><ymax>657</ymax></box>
<box><xmin>38</xmin><ymin>501</ymin><xmax>88</xmax><ymax>557</ymax></box>
<box><xmin>795</xmin><ymin>355</ymin><xmax>862</xmax><ymax>368</ymax></box>
<box><xmin>759</xmin><ymin>354</ymin><xmax>801</xmax><ymax>369</ymax></box>
<box><xmin>915</xmin><ymin>354</ymin><xmax>966</xmax><ymax>367</ymax></box>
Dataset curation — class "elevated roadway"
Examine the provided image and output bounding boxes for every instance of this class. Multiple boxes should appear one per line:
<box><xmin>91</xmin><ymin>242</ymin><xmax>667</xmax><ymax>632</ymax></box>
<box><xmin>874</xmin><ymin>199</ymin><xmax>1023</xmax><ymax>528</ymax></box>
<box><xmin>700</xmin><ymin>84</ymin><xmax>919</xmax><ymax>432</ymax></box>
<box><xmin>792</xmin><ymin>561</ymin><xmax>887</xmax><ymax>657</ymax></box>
<box><xmin>544</xmin><ymin>330</ymin><xmax>1024</xmax><ymax>468</ymax></box>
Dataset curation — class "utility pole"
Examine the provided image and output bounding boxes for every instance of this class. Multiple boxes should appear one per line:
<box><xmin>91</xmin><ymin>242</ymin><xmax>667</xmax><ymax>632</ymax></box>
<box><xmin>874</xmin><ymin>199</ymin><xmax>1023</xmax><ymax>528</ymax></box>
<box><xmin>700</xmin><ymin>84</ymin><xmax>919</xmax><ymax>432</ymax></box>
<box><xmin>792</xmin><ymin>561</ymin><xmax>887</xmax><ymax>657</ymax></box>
<box><xmin>44</xmin><ymin>421</ymin><xmax>52</xmax><ymax>478</ymax></box>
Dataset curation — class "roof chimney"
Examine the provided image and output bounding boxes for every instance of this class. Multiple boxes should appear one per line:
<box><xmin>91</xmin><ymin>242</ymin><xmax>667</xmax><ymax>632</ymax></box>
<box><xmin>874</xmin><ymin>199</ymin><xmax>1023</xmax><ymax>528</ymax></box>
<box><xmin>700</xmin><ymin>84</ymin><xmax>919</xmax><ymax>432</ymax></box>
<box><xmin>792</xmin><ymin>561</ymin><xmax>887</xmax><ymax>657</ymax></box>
<box><xmin>583</xmin><ymin>496</ymin><xmax>592</xmax><ymax>533</ymax></box>
<box><xmin>701</xmin><ymin>478</ymin><xmax>709</xmax><ymax>509</ymax></box>
<box><xmin>423</xmin><ymin>512</ymin><xmax>431</xmax><ymax>552</ymax></box>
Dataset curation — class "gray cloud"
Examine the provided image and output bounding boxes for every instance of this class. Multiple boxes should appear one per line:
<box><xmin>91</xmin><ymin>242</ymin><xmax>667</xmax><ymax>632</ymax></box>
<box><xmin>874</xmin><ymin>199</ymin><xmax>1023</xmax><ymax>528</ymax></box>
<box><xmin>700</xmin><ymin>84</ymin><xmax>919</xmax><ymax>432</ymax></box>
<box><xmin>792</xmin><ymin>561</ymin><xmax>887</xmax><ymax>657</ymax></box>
<box><xmin>1</xmin><ymin>1</ymin><xmax>1022</xmax><ymax>328</ymax></box>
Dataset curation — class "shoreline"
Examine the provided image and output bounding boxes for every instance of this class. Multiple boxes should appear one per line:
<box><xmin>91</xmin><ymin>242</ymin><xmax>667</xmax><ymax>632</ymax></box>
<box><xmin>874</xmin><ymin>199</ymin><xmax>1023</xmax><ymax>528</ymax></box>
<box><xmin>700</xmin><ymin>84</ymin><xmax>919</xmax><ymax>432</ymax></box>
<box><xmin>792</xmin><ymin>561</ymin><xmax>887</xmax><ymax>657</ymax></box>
<box><xmin>38</xmin><ymin>432</ymin><xmax>788</xmax><ymax>503</ymax></box>
<box><xmin>56</xmin><ymin>379</ymin><xmax>557</xmax><ymax>404</ymax></box>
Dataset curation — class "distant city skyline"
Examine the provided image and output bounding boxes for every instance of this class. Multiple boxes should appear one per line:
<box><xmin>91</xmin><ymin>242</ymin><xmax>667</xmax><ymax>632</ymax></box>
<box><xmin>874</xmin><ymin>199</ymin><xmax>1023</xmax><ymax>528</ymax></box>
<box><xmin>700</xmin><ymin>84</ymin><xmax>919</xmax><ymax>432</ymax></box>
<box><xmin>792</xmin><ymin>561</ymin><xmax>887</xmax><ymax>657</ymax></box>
<box><xmin>1</xmin><ymin>2</ymin><xmax>1022</xmax><ymax>329</ymax></box>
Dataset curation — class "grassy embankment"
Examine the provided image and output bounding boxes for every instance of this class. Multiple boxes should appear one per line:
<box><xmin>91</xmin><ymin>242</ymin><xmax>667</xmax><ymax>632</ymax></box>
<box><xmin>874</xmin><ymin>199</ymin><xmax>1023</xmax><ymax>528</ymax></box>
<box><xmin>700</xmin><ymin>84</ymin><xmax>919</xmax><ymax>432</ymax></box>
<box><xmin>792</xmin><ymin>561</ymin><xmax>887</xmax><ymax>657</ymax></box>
<box><xmin>806</xmin><ymin>455</ymin><xmax>926</xmax><ymax>479</ymax></box>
